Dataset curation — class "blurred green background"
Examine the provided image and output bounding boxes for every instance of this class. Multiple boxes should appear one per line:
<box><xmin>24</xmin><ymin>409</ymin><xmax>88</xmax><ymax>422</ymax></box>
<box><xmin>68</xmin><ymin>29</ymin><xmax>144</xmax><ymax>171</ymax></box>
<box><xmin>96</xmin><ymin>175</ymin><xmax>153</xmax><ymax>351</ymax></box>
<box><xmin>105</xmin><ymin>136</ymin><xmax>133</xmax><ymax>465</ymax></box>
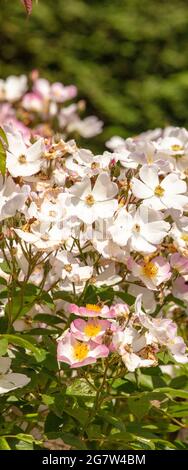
<box><xmin>1</xmin><ymin>0</ymin><xmax>188</xmax><ymax>146</ymax></box>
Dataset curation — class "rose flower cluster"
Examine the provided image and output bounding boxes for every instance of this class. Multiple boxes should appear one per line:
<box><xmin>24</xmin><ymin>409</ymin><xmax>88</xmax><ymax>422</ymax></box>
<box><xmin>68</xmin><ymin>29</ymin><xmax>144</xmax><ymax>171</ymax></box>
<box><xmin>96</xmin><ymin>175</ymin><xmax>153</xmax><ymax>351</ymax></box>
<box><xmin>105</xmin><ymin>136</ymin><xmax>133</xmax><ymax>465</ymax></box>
<box><xmin>0</xmin><ymin>72</ymin><xmax>103</xmax><ymax>141</ymax></box>
<box><xmin>0</xmin><ymin>75</ymin><xmax>188</xmax><ymax>392</ymax></box>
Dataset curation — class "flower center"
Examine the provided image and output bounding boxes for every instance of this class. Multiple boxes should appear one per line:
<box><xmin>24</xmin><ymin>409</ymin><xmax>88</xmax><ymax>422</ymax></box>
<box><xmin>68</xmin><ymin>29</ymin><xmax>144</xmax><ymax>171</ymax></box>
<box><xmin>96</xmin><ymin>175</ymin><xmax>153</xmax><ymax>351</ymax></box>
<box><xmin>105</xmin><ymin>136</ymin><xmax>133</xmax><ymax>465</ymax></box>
<box><xmin>124</xmin><ymin>345</ymin><xmax>133</xmax><ymax>353</ymax></box>
<box><xmin>181</xmin><ymin>233</ymin><xmax>188</xmax><ymax>242</ymax></box>
<box><xmin>18</xmin><ymin>154</ymin><xmax>27</xmax><ymax>164</ymax></box>
<box><xmin>91</xmin><ymin>162</ymin><xmax>100</xmax><ymax>170</ymax></box>
<box><xmin>48</xmin><ymin>210</ymin><xmax>56</xmax><ymax>217</ymax></box>
<box><xmin>86</xmin><ymin>304</ymin><xmax>101</xmax><ymax>313</ymax></box>
<box><xmin>73</xmin><ymin>342</ymin><xmax>89</xmax><ymax>361</ymax></box>
<box><xmin>41</xmin><ymin>234</ymin><xmax>49</xmax><ymax>241</ymax></box>
<box><xmin>171</xmin><ymin>144</ymin><xmax>184</xmax><ymax>152</ymax></box>
<box><xmin>142</xmin><ymin>261</ymin><xmax>158</xmax><ymax>278</ymax></box>
<box><xmin>64</xmin><ymin>264</ymin><xmax>72</xmax><ymax>273</ymax></box>
<box><xmin>133</xmin><ymin>224</ymin><xmax>140</xmax><ymax>233</ymax></box>
<box><xmin>84</xmin><ymin>321</ymin><xmax>101</xmax><ymax>337</ymax></box>
<box><xmin>85</xmin><ymin>194</ymin><xmax>95</xmax><ymax>206</ymax></box>
<box><xmin>154</xmin><ymin>185</ymin><xmax>165</xmax><ymax>197</ymax></box>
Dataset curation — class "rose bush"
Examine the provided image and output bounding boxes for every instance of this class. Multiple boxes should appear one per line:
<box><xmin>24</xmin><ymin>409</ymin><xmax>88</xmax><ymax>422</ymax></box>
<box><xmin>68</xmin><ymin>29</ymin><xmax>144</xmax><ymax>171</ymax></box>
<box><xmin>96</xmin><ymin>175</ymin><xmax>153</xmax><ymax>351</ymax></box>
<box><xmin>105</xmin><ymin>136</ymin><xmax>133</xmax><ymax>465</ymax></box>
<box><xmin>0</xmin><ymin>73</ymin><xmax>187</xmax><ymax>450</ymax></box>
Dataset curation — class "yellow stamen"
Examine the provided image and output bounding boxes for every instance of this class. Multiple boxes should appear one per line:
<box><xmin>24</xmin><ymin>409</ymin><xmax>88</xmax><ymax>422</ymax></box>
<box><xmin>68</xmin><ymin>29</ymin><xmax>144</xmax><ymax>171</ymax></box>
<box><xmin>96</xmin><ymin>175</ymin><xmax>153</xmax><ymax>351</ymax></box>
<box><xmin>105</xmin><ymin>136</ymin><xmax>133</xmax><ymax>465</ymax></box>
<box><xmin>142</xmin><ymin>261</ymin><xmax>158</xmax><ymax>278</ymax></box>
<box><xmin>84</xmin><ymin>321</ymin><xmax>101</xmax><ymax>337</ymax></box>
<box><xmin>86</xmin><ymin>304</ymin><xmax>101</xmax><ymax>312</ymax></box>
<box><xmin>181</xmin><ymin>233</ymin><xmax>188</xmax><ymax>242</ymax></box>
<box><xmin>49</xmin><ymin>210</ymin><xmax>56</xmax><ymax>217</ymax></box>
<box><xmin>91</xmin><ymin>162</ymin><xmax>100</xmax><ymax>170</ymax></box>
<box><xmin>73</xmin><ymin>342</ymin><xmax>89</xmax><ymax>361</ymax></box>
<box><xmin>154</xmin><ymin>185</ymin><xmax>165</xmax><ymax>197</ymax></box>
<box><xmin>85</xmin><ymin>194</ymin><xmax>95</xmax><ymax>206</ymax></box>
<box><xmin>18</xmin><ymin>154</ymin><xmax>27</xmax><ymax>164</ymax></box>
<box><xmin>64</xmin><ymin>264</ymin><xmax>72</xmax><ymax>273</ymax></box>
<box><xmin>171</xmin><ymin>144</ymin><xmax>183</xmax><ymax>152</ymax></box>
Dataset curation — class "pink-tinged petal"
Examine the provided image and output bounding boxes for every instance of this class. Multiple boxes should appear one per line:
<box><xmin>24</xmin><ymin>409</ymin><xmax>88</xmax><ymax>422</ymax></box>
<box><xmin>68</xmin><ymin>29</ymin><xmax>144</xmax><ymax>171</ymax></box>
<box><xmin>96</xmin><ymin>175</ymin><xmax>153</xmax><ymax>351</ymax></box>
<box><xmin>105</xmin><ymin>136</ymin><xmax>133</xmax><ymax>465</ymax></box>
<box><xmin>68</xmin><ymin>304</ymin><xmax>80</xmax><ymax>315</ymax></box>
<box><xmin>71</xmin><ymin>318</ymin><xmax>86</xmax><ymax>332</ymax></box>
<box><xmin>71</xmin><ymin>318</ymin><xmax>111</xmax><ymax>343</ymax></box>
<box><xmin>170</xmin><ymin>253</ymin><xmax>188</xmax><ymax>274</ymax></box>
<box><xmin>70</xmin><ymin>357</ymin><xmax>97</xmax><ymax>368</ymax></box>
<box><xmin>68</xmin><ymin>304</ymin><xmax>102</xmax><ymax>317</ymax></box>
<box><xmin>100</xmin><ymin>305</ymin><xmax>117</xmax><ymax>318</ymax></box>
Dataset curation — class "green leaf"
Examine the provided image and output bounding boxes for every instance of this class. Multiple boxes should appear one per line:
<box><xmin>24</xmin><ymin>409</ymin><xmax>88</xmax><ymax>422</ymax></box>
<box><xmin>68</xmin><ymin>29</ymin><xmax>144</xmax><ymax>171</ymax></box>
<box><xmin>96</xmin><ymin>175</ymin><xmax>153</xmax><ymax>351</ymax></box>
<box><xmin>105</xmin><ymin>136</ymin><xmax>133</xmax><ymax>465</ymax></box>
<box><xmin>0</xmin><ymin>334</ymin><xmax>46</xmax><ymax>362</ymax></box>
<box><xmin>12</xmin><ymin>433</ymin><xmax>41</xmax><ymax>444</ymax></box>
<box><xmin>34</xmin><ymin>313</ymin><xmax>63</xmax><ymax>325</ymax></box>
<box><xmin>116</xmin><ymin>291</ymin><xmax>135</xmax><ymax>305</ymax></box>
<box><xmin>24</xmin><ymin>328</ymin><xmax>58</xmax><ymax>335</ymax></box>
<box><xmin>0</xmin><ymin>127</ymin><xmax>8</xmax><ymax>146</ymax></box>
<box><xmin>64</xmin><ymin>405</ymin><xmax>88</xmax><ymax>425</ymax></box>
<box><xmin>0</xmin><ymin>437</ymin><xmax>10</xmax><ymax>450</ymax></box>
<box><xmin>66</xmin><ymin>378</ymin><xmax>96</xmax><ymax>397</ymax></box>
<box><xmin>155</xmin><ymin>387</ymin><xmax>188</xmax><ymax>399</ymax></box>
<box><xmin>0</xmin><ymin>140</ymin><xmax>6</xmax><ymax>176</ymax></box>
<box><xmin>44</xmin><ymin>411</ymin><xmax>62</xmax><ymax>434</ymax></box>
<box><xmin>170</xmin><ymin>375</ymin><xmax>188</xmax><ymax>389</ymax></box>
<box><xmin>42</xmin><ymin>394</ymin><xmax>55</xmax><ymax>406</ymax></box>
<box><xmin>0</xmin><ymin>338</ymin><xmax>8</xmax><ymax>356</ymax></box>
<box><xmin>128</xmin><ymin>396</ymin><xmax>151</xmax><ymax>420</ymax></box>
<box><xmin>53</xmin><ymin>291</ymin><xmax>73</xmax><ymax>302</ymax></box>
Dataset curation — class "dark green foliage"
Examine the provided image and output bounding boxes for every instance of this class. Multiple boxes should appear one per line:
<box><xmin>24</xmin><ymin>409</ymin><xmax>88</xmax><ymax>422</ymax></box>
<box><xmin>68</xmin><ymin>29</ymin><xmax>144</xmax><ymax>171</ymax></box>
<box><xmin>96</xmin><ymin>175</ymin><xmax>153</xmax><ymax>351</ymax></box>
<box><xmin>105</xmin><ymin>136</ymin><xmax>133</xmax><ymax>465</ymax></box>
<box><xmin>1</xmin><ymin>0</ymin><xmax>188</xmax><ymax>148</ymax></box>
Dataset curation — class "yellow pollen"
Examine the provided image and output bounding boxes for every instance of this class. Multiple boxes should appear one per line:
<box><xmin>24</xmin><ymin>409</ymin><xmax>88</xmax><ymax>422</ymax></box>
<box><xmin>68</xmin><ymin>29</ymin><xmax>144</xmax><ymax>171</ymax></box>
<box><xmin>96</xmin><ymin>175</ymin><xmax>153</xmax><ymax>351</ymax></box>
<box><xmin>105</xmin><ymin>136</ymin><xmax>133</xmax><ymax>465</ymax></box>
<box><xmin>154</xmin><ymin>185</ymin><xmax>165</xmax><ymax>197</ymax></box>
<box><xmin>124</xmin><ymin>345</ymin><xmax>133</xmax><ymax>353</ymax></box>
<box><xmin>18</xmin><ymin>154</ymin><xmax>27</xmax><ymax>164</ymax></box>
<box><xmin>91</xmin><ymin>162</ymin><xmax>100</xmax><ymax>170</ymax></box>
<box><xmin>142</xmin><ymin>261</ymin><xmax>158</xmax><ymax>278</ymax></box>
<box><xmin>181</xmin><ymin>233</ymin><xmax>188</xmax><ymax>242</ymax></box>
<box><xmin>64</xmin><ymin>264</ymin><xmax>72</xmax><ymax>273</ymax></box>
<box><xmin>86</xmin><ymin>304</ymin><xmax>101</xmax><ymax>312</ymax></box>
<box><xmin>73</xmin><ymin>342</ymin><xmax>89</xmax><ymax>361</ymax></box>
<box><xmin>84</xmin><ymin>322</ymin><xmax>101</xmax><ymax>337</ymax></box>
<box><xmin>171</xmin><ymin>144</ymin><xmax>184</xmax><ymax>152</ymax></box>
<box><xmin>22</xmin><ymin>223</ymin><xmax>31</xmax><ymax>232</ymax></box>
<box><xmin>85</xmin><ymin>194</ymin><xmax>95</xmax><ymax>206</ymax></box>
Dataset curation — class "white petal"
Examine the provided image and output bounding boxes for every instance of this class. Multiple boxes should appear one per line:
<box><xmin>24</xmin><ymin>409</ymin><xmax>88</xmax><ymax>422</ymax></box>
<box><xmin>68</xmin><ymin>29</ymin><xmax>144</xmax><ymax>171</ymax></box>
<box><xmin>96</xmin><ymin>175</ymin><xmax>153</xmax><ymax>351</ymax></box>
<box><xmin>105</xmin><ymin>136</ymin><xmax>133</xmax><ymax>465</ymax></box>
<box><xmin>93</xmin><ymin>172</ymin><xmax>118</xmax><ymax>200</ymax></box>
<box><xmin>142</xmin><ymin>221</ymin><xmax>170</xmax><ymax>244</ymax></box>
<box><xmin>161</xmin><ymin>173</ymin><xmax>187</xmax><ymax>193</ymax></box>
<box><xmin>140</xmin><ymin>164</ymin><xmax>159</xmax><ymax>188</ymax></box>
<box><xmin>131</xmin><ymin>177</ymin><xmax>153</xmax><ymax>199</ymax></box>
<box><xmin>69</xmin><ymin>177</ymin><xmax>91</xmax><ymax>199</ymax></box>
<box><xmin>26</xmin><ymin>138</ymin><xmax>44</xmax><ymax>162</ymax></box>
